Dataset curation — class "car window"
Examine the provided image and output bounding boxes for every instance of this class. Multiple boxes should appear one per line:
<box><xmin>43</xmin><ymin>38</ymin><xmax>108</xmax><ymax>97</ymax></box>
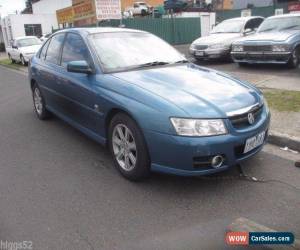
<box><xmin>211</xmin><ymin>19</ymin><xmax>245</xmax><ymax>33</ymax></box>
<box><xmin>258</xmin><ymin>16</ymin><xmax>300</xmax><ymax>33</ymax></box>
<box><xmin>45</xmin><ymin>33</ymin><xmax>65</xmax><ymax>65</ymax></box>
<box><xmin>17</xmin><ymin>37</ymin><xmax>41</xmax><ymax>47</ymax></box>
<box><xmin>61</xmin><ymin>33</ymin><xmax>91</xmax><ymax>68</ymax></box>
<box><xmin>245</xmin><ymin>18</ymin><xmax>264</xmax><ymax>31</ymax></box>
<box><xmin>39</xmin><ymin>38</ymin><xmax>51</xmax><ymax>60</ymax></box>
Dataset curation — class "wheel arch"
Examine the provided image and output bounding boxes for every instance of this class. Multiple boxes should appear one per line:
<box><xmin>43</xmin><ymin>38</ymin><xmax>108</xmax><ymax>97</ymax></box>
<box><xmin>104</xmin><ymin>107</ymin><xmax>151</xmax><ymax>155</ymax></box>
<box><xmin>30</xmin><ymin>78</ymin><xmax>37</xmax><ymax>91</ymax></box>
<box><xmin>105</xmin><ymin>108</ymin><xmax>139</xmax><ymax>138</ymax></box>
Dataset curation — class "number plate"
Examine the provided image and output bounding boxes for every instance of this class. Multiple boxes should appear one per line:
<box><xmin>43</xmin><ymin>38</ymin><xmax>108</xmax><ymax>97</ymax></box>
<box><xmin>244</xmin><ymin>131</ymin><xmax>265</xmax><ymax>154</ymax></box>
<box><xmin>195</xmin><ymin>51</ymin><xmax>204</xmax><ymax>56</ymax></box>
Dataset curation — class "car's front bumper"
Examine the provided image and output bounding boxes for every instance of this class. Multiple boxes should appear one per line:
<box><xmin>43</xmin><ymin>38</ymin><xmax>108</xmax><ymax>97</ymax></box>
<box><xmin>231</xmin><ymin>51</ymin><xmax>291</xmax><ymax>64</ymax></box>
<box><xmin>23</xmin><ymin>54</ymin><xmax>35</xmax><ymax>62</ymax></box>
<box><xmin>190</xmin><ymin>48</ymin><xmax>230</xmax><ymax>60</ymax></box>
<box><xmin>144</xmin><ymin>110</ymin><xmax>270</xmax><ymax>176</ymax></box>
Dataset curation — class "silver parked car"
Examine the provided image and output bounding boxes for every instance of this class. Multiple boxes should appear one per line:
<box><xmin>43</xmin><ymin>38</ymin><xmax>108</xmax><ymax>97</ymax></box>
<box><xmin>189</xmin><ymin>16</ymin><xmax>264</xmax><ymax>61</ymax></box>
<box><xmin>231</xmin><ymin>14</ymin><xmax>300</xmax><ymax>68</ymax></box>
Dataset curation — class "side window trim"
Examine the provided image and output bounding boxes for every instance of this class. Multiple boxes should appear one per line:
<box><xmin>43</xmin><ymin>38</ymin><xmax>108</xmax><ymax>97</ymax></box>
<box><xmin>39</xmin><ymin>38</ymin><xmax>51</xmax><ymax>59</ymax></box>
<box><xmin>44</xmin><ymin>32</ymin><xmax>66</xmax><ymax>66</ymax></box>
<box><xmin>61</xmin><ymin>32</ymin><xmax>94</xmax><ymax>70</ymax></box>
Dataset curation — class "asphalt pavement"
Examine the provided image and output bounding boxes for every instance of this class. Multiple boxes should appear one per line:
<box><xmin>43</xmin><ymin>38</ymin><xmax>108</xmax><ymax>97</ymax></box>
<box><xmin>0</xmin><ymin>66</ymin><xmax>299</xmax><ymax>250</ymax></box>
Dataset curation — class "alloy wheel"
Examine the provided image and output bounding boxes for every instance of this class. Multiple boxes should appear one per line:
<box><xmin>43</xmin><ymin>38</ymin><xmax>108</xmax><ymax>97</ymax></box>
<box><xmin>112</xmin><ymin>124</ymin><xmax>137</xmax><ymax>171</ymax></box>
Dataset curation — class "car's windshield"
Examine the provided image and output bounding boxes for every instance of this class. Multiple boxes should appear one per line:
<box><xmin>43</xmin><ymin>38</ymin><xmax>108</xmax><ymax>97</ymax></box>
<box><xmin>17</xmin><ymin>37</ymin><xmax>41</xmax><ymax>47</ymax></box>
<box><xmin>258</xmin><ymin>16</ymin><xmax>300</xmax><ymax>33</ymax></box>
<box><xmin>90</xmin><ymin>32</ymin><xmax>185</xmax><ymax>72</ymax></box>
<box><xmin>211</xmin><ymin>19</ymin><xmax>245</xmax><ymax>33</ymax></box>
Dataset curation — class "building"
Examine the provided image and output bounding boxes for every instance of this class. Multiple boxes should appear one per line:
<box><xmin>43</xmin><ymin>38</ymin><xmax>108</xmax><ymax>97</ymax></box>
<box><xmin>56</xmin><ymin>0</ymin><xmax>165</xmax><ymax>28</ymax></box>
<box><xmin>0</xmin><ymin>0</ymin><xmax>71</xmax><ymax>48</ymax></box>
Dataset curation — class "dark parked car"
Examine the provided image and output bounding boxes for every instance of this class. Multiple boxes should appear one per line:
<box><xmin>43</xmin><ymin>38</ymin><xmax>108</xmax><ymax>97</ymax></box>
<box><xmin>231</xmin><ymin>14</ymin><xmax>300</xmax><ymax>68</ymax></box>
<box><xmin>29</xmin><ymin>28</ymin><xmax>270</xmax><ymax>181</ymax></box>
<box><xmin>190</xmin><ymin>16</ymin><xmax>264</xmax><ymax>61</ymax></box>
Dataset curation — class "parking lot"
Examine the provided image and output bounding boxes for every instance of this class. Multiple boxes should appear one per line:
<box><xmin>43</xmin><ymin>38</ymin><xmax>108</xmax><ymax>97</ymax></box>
<box><xmin>0</xmin><ymin>51</ymin><xmax>300</xmax><ymax>249</ymax></box>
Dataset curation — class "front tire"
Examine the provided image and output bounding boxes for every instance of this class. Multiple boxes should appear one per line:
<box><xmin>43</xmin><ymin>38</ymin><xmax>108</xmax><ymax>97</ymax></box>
<box><xmin>287</xmin><ymin>49</ymin><xmax>299</xmax><ymax>69</ymax></box>
<box><xmin>109</xmin><ymin>113</ymin><xmax>150</xmax><ymax>181</ymax></box>
<box><xmin>20</xmin><ymin>55</ymin><xmax>27</xmax><ymax>66</ymax></box>
<box><xmin>32</xmin><ymin>84</ymin><xmax>51</xmax><ymax>120</ymax></box>
<box><xmin>238</xmin><ymin>62</ymin><xmax>248</xmax><ymax>67</ymax></box>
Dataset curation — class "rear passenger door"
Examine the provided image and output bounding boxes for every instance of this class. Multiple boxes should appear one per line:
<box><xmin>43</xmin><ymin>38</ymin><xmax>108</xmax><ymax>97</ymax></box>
<box><xmin>58</xmin><ymin>32</ymin><xmax>102</xmax><ymax>134</ymax></box>
<box><xmin>36</xmin><ymin>33</ymin><xmax>66</xmax><ymax>113</ymax></box>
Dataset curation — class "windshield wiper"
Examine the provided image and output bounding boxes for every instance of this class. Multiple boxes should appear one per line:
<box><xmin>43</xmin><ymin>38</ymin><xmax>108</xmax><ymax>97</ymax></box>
<box><xmin>259</xmin><ymin>28</ymin><xmax>275</xmax><ymax>32</ymax></box>
<box><xmin>280</xmin><ymin>25</ymin><xmax>300</xmax><ymax>31</ymax></box>
<box><xmin>134</xmin><ymin>61</ymin><xmax>170</xmax><ymax>69</ymax></box>
<box><xmin>173</xmin><ymin>59</ymin><xmax>189</xmax><ymax>64</ymax></box>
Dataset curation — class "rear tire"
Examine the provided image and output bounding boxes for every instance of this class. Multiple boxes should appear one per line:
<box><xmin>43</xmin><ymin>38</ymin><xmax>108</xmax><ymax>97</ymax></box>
<box><xmin>32</xmin><ymin>83</ymin><xmax>51</xmax><ymax>120</ymax></box>
<box><xmin>287</xmin><ymin>48</ymin><xmax>299</xmax><ymax>69</ymax></box>
<box><xmin>108</xmin><ymin>113</ymin><xmax>150</xmax><ymax>181</ymax></box>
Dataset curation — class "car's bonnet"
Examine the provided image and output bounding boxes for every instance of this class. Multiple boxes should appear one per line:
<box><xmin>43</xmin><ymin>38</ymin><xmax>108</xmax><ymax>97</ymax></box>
<box><xmin>236</xmin><ymin>30</ymin><xmax>299</xmax><ymax>43</ymax></box>
<box><xmin>193</xmin><ymin>33</ymin><xmax>241</xmax><ymax>45</ymax></box>
<box><xmin>112</xmin><ymin>64</ymin><xmax>261</xmax><ymax>118</ymax></box>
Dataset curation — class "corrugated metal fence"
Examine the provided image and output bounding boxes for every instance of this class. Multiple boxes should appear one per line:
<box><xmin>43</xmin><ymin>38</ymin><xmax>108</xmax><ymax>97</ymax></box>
<box><xmin>99</xmin><ymin>18</ymin><xmax>201</xmax><ymax>45</ymax></box>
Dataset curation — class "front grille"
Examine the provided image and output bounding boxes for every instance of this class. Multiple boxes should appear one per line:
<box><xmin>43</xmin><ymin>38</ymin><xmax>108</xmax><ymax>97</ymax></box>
<box><xmin>244</xmin><ymin>45</ymin><xmax>272</xmax><ymax>52</ymax></box>
<box><xmin>229</xmin><ymin>105</ymin><xmax>263</xmax><ymax>129</ymax></box>
<box><xmin>195</xmin><ymin>45</ymin><xmax>208</xmax><ymax>50</ymax></box>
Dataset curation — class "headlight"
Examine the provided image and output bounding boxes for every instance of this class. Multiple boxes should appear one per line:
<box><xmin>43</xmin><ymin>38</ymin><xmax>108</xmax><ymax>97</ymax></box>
<box><xmin>209</xmin><ymin>44</ymin><xmax>228</xmax><ymax>50</ymax></box>
<box><xmin>233</xmin><ymin>45</ymin><xmax>244</xmax><ymax>52</ymax></box>
<box><xmin>170</xmin><ymin>118</ymin><xmax>227</xmax><ymax>137</ymax></box>
<box><xmin>190</xmin><ymin>44</ymin><xmax>196</xmax><ymax>50</ymax></box>
<box><xmin>263</xmin><ymin>97</ymin><xmax>269</xmax><ymax>113</ymax></box>
<box><xmin>272</xmin><ymin>45</ymin><xmax>288</xmax><ymax>52</ymax></box>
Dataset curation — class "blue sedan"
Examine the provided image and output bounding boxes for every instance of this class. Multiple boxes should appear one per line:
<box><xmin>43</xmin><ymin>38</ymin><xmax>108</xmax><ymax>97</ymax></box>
<box><xmin>29</xmin><ymin>28</ymin><xmax>270</xmax><ymax>181</ymax></box>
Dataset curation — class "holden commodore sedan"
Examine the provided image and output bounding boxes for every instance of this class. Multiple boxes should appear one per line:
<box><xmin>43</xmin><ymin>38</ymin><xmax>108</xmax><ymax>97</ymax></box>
<box><xmin>29</xmin><ymin>28</ymin><xmax>270</xmax><ymax>181</ymax></box>
<box><xmin>231</xmin><ymin>14</ymin><xmax>300</xmax><ymax>68</ymax></box>
<box><xmin>189</xmin><ymin>16</ymin><xmax>264</xmax><ymax>61</ymax></box>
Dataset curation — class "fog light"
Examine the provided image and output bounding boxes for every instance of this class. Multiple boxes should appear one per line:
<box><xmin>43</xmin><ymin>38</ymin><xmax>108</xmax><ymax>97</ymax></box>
<box><xmin>211</xmin><ymin>155</ymin><xmax>224</xmax><ymax>169</ymax></box>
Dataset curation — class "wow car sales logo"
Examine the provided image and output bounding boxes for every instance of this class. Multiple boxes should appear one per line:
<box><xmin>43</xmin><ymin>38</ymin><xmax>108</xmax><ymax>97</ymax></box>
<box><xmin>226</xmin><ymin>232</ymin><xmax>295</xmax><ymax>246</ymax></box>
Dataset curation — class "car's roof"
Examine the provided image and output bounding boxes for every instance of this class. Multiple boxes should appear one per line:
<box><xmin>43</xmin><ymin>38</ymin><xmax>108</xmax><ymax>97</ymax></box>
<box><xmin>222</xmin><ymin>16</ymin><xmax>264</xmax><ymax>22</ymax></box>
<box><xmin>56</xmin><ymin>27</ymin><xmax>146</xmax><ymax>35</ymax></box>
<box><xmin>266</xmin><ymin>13</ymin><xmax>300</xmax><ymax>19</ymax></box>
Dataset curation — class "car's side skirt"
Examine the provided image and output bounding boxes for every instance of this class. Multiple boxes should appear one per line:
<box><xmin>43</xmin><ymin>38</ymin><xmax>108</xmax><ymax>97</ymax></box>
<box><xmin>46</xmin><ymin>105</ymin><xmax>107</xmax><ymax>146</ymax></box>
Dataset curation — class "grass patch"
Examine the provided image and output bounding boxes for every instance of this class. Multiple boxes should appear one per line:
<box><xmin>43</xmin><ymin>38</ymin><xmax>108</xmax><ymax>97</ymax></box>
<box><xmin>263</xmin><ymin>89</ymin><xmax>300</xmax><ymax>112</ymax></box>
<box><xmin>0</xmin><ymin>59</ymin><xmax>22</xmax><ymax>70</ymax></box>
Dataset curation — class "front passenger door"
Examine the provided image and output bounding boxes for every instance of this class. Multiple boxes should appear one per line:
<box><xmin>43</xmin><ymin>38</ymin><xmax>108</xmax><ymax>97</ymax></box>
<box><xmin>58</xmin><ymin>32</ymin><xmax>102</xmax><ymax>134</ymax></box>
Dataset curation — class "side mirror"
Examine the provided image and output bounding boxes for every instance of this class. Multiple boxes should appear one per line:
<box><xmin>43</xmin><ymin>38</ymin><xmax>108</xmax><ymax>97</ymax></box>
<box><xmin>12</xmin><ymin>45</ymin><xmax>18</xmax><ymax>49</ymax></box>
<box><xmin>67</xmin><ymin>61</ymin><xmax>92</xmax><ymax>74</ymax></box>
<box><xmin>243</xmin><ymin>28</ymin><xmax>253</xmax><ymax>35</ymax></box>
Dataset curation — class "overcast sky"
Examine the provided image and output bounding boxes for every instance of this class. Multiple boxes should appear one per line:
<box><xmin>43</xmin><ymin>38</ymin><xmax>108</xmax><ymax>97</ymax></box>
<box><xmin>0</xmin><ymin>0</ymin><xmax>25</xmax><ymax>16</ymax></box>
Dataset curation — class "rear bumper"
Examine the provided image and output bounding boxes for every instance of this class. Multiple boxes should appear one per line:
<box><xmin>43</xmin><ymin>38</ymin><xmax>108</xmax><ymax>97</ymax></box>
<box><xmin>231</xmin><ymin>51</ymin><xmax>291</xmax><ymax>64</ymax></box>
<box><xmin>190</xmin><ymin>48</ymin><xmax>230</xmax><ymax>60</ymax></box>
<box><xmin>144</xmin><ymin>110</ymin><xmax>271</xmax><ymax>176</ymax></box>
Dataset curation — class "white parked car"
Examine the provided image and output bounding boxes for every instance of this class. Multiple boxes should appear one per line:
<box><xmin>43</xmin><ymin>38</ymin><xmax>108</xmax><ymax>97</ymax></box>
<box><xmin>126</xmin><ymin>2</ymin><xmax>151</xmax><ymax>16</ymax></box>
<box><xmin>7</xmin><ymin>36</ymin><xmax>42</xmax><ymax>65</ymax></box>
<box><xmin>190</xmin><ymin>16</ymin><xmax>264</xmax><ymax>61</ymax></box>
<box><xmin>40</xmin><ymin>33</ymin><xmax>52</xmax><ymax>42</ymax></box>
